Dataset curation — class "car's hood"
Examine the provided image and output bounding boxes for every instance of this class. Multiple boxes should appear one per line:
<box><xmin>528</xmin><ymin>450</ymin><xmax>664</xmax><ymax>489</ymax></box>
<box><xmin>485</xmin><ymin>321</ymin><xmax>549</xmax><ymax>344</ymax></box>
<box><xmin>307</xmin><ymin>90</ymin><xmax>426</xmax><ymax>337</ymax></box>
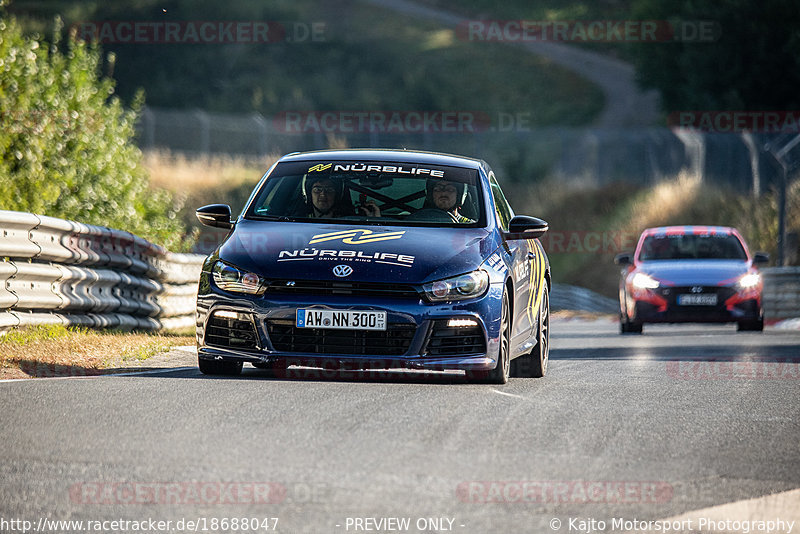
<box><xmin>638</xmin><ymin>260</ymin><xmax>750</xmax><ymax>286</ymax></box>
<box><xmin>218</xmin><ymin>220</ymin><xmax>498</xmax><ymax>284</ymax></box>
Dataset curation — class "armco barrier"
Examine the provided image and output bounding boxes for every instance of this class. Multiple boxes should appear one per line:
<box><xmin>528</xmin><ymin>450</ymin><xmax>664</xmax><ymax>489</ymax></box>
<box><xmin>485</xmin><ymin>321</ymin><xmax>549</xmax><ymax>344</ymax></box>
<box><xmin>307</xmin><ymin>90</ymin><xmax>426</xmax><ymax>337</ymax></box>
<box><xmin>550</xmin><ymin>283</ymin><xmax>618</xmax><ymax>314</ymax></box>
<box><xmin>762</xmin><ymin>267</ymin><xmax>800</xmax><ymax>320</ymax></box>
<box><xmin>0</xmin><ymin>210</ymin><xmax>205</xmax><ymax>332</ymax></box>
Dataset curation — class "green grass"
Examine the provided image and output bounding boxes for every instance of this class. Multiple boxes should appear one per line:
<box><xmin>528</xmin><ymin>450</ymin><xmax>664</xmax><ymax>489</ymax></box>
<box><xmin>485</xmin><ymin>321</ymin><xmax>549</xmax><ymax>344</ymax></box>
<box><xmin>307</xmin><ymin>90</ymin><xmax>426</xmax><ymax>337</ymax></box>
<box><xmin>0</xmin><ymin>324</ymin><xmax>194</xmax><ymax>378</ymax></box>
<box><xmin>414</xmin><ymin>0</ymin><xmax>641</xmax><ymax>60</ymax></box>
<box><xmin>415</xmin><ymin>0</ymin><xmax>633</xmax><ymax>21</ymax></box>
<box><xmin>1</xmin><ymin>324</ymin><xmax>77</xmax><ymax>345</ymax></box>
<box><xmin>7</xmin><ymin>0</ymin><xmax>604</xmax><ymax>126</ymax></box>
<box><xmin>120</xmin><ymin>339</ymin><xmax>174</xmax><ymax>362</ymax></box>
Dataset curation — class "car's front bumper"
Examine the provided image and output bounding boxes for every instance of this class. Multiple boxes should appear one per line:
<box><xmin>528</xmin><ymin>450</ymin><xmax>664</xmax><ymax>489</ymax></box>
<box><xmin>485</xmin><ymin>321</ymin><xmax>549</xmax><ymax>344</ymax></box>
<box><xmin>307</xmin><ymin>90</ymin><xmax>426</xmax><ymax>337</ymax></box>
<box><xmin>627</xmin><ymin>284</ymin><xmax>762</xmax><ymax>324</ymax></box>
<box><xmin>198</xmin><ymin>346</ymin><xmax>497</xmax><ymax>371</ymax></box>
<box><xmin>196</xmin><ymin>283</ymin><xmax>504</xmax><ymax>372</ymax></box>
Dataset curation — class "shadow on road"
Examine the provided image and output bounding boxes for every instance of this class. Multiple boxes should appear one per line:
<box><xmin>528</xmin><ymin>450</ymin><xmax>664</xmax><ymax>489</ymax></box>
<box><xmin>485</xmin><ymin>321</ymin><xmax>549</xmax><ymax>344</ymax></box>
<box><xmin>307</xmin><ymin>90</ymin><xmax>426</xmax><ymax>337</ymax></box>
<box><xmin>135</xmin><ymin>366</ymin><xmax>477</xmax><ymax>384</ymax></box>
<box><xmin>551</xmin><ymin>345</ymin><xmax>800</xmax><ymax>362</ymax></box>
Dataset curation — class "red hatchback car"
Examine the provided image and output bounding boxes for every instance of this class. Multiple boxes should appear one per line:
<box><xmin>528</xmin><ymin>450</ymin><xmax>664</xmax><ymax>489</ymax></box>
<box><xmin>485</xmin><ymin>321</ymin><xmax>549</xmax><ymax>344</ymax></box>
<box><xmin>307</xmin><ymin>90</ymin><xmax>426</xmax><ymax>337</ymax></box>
<box><xmin>614</xmin><ymin>226</ymin><xmax>769</xmax><ymax>334</ymax></box>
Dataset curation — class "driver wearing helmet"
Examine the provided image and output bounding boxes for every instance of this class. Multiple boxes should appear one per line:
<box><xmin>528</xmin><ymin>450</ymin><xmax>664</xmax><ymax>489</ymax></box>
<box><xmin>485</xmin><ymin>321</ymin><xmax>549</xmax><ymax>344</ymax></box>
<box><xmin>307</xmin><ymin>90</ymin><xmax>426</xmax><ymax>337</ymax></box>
<box><xmin>427</xmin><ymin>178</ymin><xmax>475</xmax><ymax>223</ymax></box>
<box><xmin>302</xmin><ymin>176</ymin><xmax>355</xmax><ymax>218</ymax></box>
<box><xmin>302</xmin><ymin>175</ymin><xmax>382</xmax><ymax>218</ymax></box>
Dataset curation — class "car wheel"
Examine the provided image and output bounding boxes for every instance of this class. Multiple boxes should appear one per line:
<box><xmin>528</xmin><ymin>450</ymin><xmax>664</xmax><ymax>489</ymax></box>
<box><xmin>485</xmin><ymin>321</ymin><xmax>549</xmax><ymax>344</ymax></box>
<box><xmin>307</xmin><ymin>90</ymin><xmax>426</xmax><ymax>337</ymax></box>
<box><xmin>737</xmin><ymin>319</ymin><xmax>764</xmax><ymax>332</ymax></box>
<box><xmin>469</xmin><ymin>290</ymin><xmax>511</xmax><ymax>384</ymax></box>
<box><xmin>621</xmin><ymin>320</ymin><xmax>643</xmax><ymax>334</ymax></box>
<box><xmin>198</xmin><ymin>357</ymin><xmax>243</xmax><ymax>376</ymax></box>
<box><xmin>511</xmin><ymin>285</ymin><xmax>549</xmax><ymax>378</ymax></box>
<box><xmin>619</xmin><ymin>292</ymin><xmax>641</xmax><ymax>334</ymax></box>
<box><xmin>620</xmin><ymin>309</ymin><xmax>643</xmax><ymax>334</ymax></box>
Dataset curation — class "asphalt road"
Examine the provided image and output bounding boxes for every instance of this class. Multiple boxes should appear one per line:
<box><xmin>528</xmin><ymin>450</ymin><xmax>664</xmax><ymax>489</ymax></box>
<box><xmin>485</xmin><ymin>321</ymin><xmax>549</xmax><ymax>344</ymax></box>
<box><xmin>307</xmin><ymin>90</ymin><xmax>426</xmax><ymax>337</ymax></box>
<box><xmin>1</xmin><ymin>318</ymin><xmax>798</xmax><ymax>534</ymax></box>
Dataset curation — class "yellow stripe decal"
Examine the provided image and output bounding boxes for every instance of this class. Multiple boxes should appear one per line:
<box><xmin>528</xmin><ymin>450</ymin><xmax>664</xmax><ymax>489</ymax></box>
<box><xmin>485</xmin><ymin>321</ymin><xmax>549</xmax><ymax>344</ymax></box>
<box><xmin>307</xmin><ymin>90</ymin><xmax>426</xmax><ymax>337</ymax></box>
<box><xmin>526</xmin><ymin>239</ymin><xmax>537</xmax><ymax>324</ymax></box>
<box><xmin>309</xmin><ymin>229</ymin><xmax>406</xmax><ymax>245</ymax></box>
<box><xmin>530</xmin><ymin>241</ymin><xmax>545</xmax><ymax>317</ymax></box>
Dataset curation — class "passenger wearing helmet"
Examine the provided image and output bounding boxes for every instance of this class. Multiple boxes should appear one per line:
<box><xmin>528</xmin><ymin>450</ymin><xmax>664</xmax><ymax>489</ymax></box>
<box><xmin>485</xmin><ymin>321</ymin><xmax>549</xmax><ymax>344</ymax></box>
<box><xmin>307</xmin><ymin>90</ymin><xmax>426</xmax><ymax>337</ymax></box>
<box><xmin>427</xmin><ymin>178</ymin><xmax>475</xmax><ymax>223</ymax></box>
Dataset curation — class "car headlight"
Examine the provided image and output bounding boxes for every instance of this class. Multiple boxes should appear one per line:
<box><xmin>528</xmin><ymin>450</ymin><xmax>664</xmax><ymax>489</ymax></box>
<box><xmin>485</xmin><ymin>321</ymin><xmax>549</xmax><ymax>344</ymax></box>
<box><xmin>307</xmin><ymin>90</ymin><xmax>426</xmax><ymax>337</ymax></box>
<box><xmin>737</xmin><ymin>273</ymin><xmax>761</xmax><ymax>290</ymax></box>
<box><xmin>632</xmin><ymin>272</ymin><xmax>660</xmax><ymax>289</ymax></box>
<box><xmin>212</xmin><ymin>261</ymin><xmax>266</xmax><ymax>295</ymax></box>
<box><xmin>422</xmin><ymin>270</ymin><xmax>489</xmax><ymax>302</ymax></box>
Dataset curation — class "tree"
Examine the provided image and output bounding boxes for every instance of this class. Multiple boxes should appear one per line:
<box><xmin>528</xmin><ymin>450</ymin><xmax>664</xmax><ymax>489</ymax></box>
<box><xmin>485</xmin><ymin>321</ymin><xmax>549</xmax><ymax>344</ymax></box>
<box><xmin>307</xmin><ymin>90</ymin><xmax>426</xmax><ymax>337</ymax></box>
<box><xmin>0</xmin><ymin>16</ymin><xmax>191</xmax><ymax>250</ymax></box>
<box><xmin>631</xmin><ymin>0</ymin><xmax>800</xmax><ymax>113</ymax></box>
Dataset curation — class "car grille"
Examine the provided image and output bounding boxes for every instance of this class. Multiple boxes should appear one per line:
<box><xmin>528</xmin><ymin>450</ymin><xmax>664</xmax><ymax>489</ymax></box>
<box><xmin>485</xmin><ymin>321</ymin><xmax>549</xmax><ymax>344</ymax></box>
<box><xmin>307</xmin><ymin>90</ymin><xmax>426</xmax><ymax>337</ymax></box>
<box><xmin>265</xmin><ymin>319</ymin><xmax>416</xmax><ymax>356</ymax></box>
<box><xmin>205</xmin><ymin>313</ymin><xmax>259</xmax><ymax>351</ymax></box>
<box><xmin>266</xmin><ymin>280</ymin><xmax>420</xmax><ymax>300</ymax></box>
<box><xmin>423</xmin><ymin>320</ymin><xmax>486</xmax><ymax>357</ymax></box>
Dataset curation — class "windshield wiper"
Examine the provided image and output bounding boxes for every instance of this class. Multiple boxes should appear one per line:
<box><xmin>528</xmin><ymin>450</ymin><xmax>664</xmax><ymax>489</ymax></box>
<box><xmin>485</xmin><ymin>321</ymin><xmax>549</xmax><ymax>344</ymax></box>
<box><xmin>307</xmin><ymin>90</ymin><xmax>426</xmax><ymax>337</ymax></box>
<box><xmin>249</xmin><ymin>214</ymin><xmax>294</xmax><ymax>222</ymax></box>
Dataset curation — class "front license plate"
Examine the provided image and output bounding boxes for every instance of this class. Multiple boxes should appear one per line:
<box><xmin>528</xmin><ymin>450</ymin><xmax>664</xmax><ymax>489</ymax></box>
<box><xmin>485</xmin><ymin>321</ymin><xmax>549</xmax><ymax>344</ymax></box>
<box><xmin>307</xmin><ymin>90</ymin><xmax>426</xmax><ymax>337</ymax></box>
<box><xmin>296</xmin><ymin>309</ymin><xmax>387</xmax><ymax>331</ymax></box>
<box><xmin>677</xmin><ymin>294</ymin><xmax>718</xmax><ymax>306</ymax></box>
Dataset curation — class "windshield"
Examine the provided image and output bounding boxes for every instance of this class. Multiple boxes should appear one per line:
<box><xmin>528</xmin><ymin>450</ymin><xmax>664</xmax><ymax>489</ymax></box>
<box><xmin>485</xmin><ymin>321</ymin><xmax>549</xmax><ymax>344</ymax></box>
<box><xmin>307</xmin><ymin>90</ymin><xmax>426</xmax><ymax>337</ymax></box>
<box><xmin>638</xmin><ymin>233</ymin><xmax>748</xmax><ymax>261</ymax></box>
<box><xmin>245</xmin><ymin>160</ymin><xmax>483</xmax><ymax>227</ymax></box>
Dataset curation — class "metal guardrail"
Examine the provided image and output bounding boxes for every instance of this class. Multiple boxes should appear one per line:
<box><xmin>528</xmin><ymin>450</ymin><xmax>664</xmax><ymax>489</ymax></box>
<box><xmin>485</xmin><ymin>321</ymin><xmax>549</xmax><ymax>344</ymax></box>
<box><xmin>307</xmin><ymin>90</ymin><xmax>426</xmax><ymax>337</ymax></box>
<box><xmin>0</xmin><ymin>210</ymin><xmax>205</xmax><ymax>332</ymax></box>
<box><xmin>762</xmin><ymin>267</ymin><xmax>800</xmax><ymax>320</ymax></box>
<box><xmin>550</xmin><ymin>284</ymin><xmax>618</xmax><ymax>314</ymax></box>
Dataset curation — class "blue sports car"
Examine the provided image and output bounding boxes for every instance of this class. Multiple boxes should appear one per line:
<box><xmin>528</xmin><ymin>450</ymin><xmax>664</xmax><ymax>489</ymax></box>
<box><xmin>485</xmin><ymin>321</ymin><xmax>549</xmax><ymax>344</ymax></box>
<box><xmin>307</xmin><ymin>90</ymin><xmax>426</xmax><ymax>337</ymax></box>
<box><xmin>194</xmin><ymin>149</ymin><xmax>550</xmax><ymax>383</ymax></box>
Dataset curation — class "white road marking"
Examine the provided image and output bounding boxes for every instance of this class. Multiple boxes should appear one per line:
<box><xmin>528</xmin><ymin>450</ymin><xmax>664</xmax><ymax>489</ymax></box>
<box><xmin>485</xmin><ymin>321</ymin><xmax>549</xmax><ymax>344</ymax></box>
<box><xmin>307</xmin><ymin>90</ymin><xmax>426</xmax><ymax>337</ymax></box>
<box><xmin>658</xmin><ymin>488</ymin><xmax>800</xmax><ymax>532</ymax></box>
<box><xmin>490</xmin><ymin>388</ymin><xmax>524</xmax><ymax>399</ymax></box>
<box><xmin>0</xmin><ymin>366</ymin><xmax>197</xmax><ymax>383</ymax></box>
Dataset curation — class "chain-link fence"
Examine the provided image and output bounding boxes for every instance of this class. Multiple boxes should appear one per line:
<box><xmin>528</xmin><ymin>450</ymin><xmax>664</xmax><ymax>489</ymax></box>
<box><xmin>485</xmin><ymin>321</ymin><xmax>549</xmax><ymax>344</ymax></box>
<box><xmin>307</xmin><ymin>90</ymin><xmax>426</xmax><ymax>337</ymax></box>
<box><xmin>136</xmin><ymin>106</ymin><xmax>784</xmax><ymax>193</ymax></box>
<box><xmin>136</xmin><ymin>107</ymin><xmax>800</xmax><ymax>267</ymax></box>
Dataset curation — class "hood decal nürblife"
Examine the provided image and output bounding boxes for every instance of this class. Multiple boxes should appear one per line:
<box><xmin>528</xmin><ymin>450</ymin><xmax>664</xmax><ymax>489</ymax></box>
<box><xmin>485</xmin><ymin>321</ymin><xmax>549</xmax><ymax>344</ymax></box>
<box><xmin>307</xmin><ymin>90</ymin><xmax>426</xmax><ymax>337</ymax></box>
<box><xmin>219</xmin><ymin>221</ymin><xmax>495</xmax><ymax>284</ymax></box>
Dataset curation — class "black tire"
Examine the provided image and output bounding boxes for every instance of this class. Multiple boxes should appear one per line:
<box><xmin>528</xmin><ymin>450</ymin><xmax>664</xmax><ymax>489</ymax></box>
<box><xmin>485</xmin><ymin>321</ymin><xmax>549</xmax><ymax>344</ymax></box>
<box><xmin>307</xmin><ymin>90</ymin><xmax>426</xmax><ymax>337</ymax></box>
<box><xmin>619</xmin><ymin>290</ymin><xmax>643</xmax><ymax>334</ymax></box>
<box><xmin>511</xmin><ymin>286</ymin><xmax>550</xmax><ymax>378</ymax></box>
<box><xmin>198</xmin><ymin>357</ymin><xmax>243</xmax><ymax>376</ymax></box>
<box><xmin>468</xmin><ymin>290</ymin><xmax>511</xmax><ymax>384</ymax></box>
<box><xmin>620</xmin><ymin>314</ymin><xmax>643</xmax><ymax>334</ymax></box>
<box><xmin>737</xmin><ymin>319</ymin><xmax>764</xmax><ymax>332</ymax></box>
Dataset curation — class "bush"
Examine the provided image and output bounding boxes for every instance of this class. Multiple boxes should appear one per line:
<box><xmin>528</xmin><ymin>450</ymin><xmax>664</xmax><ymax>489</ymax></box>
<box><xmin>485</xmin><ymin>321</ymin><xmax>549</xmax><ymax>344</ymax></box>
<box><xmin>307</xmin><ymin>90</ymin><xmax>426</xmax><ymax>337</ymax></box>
<box><xmin>0</xmin><ymin>17</ymin><xmax>192</xmax><ymax>251</ymax></box>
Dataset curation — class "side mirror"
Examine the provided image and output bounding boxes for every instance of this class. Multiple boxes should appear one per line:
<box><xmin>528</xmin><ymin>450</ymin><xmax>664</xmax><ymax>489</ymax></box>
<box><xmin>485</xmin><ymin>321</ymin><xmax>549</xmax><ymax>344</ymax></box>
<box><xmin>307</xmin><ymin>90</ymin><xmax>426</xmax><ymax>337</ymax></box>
<box><xmin>196</xmin><ymin>204</ymin><xmax>233</xmax><ymax>229</ymax></box>
<box><xmin>506</xmin><ymin>216</ymin><xmax>548</xmax><ymax>240</ymax></box>
<box><xmin>753</xmin><ymin>252</ymin><xmax>769</xmax><ymax>265</ymax></box>
<box><xmin>614</xmin><ymin>253</ymin><xmax>633</xmax><ymax>266</ymax></box>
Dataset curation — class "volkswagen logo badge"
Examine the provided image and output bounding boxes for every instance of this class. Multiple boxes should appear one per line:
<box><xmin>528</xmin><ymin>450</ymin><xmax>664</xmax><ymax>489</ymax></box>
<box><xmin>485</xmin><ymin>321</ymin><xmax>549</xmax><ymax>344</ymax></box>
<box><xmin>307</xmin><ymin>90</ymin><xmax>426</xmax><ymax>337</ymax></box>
<box><xmin>333</xmin><ymin>264</ymin><xmax>353</xmax><ymax>278</ymax></box>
